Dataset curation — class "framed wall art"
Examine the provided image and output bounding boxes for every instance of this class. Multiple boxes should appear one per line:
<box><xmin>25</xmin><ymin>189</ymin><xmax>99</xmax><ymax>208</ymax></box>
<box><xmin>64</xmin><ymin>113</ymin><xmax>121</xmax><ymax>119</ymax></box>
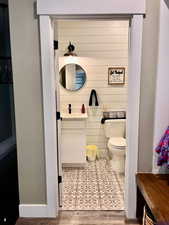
<box><xmin>108</xmin><ymin>67</ymin><xmax>125</xmax><ymax>85</ymax></box>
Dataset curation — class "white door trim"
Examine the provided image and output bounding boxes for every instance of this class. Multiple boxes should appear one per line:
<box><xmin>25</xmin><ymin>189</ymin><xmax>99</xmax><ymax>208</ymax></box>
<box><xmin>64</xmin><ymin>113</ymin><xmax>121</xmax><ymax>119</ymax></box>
<box><xmin>38</xmin><ymin>14</ymin><xmax>144</xmax><ymax>219</ymax></box>
<box><xmin>37</xmin><ymin>0</ymin><xmax>146</xmax><ymax>15</ymax></box>
<box><xmin>125</xmin><ymin>15</ymin><xmax>143</xmax><ymax>219</ymax></box>
<box><xmin>39</xmin><ymin>16</ymin><xmax>58</xmax><ymax>217</ymax></box>
<box><xmin>19</xmin><ymin>204</ymin><xmax>48</xmax><ymax>218</ymax></box>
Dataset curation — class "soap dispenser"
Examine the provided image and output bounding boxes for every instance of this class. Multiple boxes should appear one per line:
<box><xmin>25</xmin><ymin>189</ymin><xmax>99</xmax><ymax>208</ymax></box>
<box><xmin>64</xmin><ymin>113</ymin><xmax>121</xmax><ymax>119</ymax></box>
<box><xmin>81</xmin><ymin>104</ymin><xmax>85</xmax><ymax>114</ymax></box>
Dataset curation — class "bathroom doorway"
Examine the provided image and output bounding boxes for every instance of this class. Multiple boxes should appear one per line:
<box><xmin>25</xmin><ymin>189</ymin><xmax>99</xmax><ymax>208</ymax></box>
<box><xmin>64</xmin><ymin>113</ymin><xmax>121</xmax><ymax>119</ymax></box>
<box><xmin>55</xmin><ymin>19</ymin><xmax>129</xmax><ymax>211</ymax></box>
<box><xmin>39</xmin><ymin>12</ymin><xmax>143</xmax><ymax>218</ymax></box>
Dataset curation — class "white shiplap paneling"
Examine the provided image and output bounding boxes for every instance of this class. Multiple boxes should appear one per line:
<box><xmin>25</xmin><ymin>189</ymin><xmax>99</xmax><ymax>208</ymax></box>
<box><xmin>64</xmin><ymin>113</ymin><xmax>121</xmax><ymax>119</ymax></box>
<box><xmin>58</xmin><ymin>20</ymin><xmax>129</xmax><ymax>150</ymax></box>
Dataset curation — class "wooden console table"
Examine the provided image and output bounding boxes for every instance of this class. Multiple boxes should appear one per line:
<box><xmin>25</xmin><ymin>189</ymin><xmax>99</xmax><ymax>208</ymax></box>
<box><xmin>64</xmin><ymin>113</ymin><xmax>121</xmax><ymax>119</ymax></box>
<box><xmin>136</xmin><ymin>173</ymin><xmax>169</xmax><ymax>224</ymax></box>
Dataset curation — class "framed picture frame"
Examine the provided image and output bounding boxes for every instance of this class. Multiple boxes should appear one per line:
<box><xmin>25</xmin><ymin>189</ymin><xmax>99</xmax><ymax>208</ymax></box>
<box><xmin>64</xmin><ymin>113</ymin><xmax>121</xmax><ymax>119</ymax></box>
<box><xmin>108</xmin><ymin>67</ymin><xmax>125</xmax><ymax>85</ymax></box>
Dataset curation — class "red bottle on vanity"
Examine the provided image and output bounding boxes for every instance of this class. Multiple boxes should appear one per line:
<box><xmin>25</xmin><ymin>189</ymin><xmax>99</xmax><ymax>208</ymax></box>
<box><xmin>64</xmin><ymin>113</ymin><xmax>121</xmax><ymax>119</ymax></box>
<box><xmin>81</xmin><ymin>104</ymin><xmax>85</xmax><ymax>114</ymax></box>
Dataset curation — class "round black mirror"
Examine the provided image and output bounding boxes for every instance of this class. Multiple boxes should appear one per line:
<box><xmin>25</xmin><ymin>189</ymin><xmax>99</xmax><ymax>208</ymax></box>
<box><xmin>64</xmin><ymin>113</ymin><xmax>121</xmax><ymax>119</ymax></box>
<box><xmin>59</xmin><ymin>64</ymin><xmax>86</xmax><ymax>91</ymax></box>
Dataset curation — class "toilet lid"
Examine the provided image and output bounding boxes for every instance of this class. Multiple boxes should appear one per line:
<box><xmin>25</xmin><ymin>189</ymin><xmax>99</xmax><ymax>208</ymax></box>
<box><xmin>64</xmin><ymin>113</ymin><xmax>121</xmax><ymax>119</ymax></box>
<box><xmin>109</xmin><ymin>137</ymin><xmax>126</xmax><ymax>148</ymax></box>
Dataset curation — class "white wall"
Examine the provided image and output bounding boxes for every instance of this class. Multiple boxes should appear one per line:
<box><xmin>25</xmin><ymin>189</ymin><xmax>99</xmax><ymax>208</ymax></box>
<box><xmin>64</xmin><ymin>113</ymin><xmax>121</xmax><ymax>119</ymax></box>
<box><xmin>58</xmin><ymin>20</ymin><xmax>128</xmax><ymax>151</ymax></box>
<box><xmin>37</xmin><ymin>0</ymin><xmax>145</xmax><ymax>15</ymax></box>
<box><xmin>138</xmin><ymin>0</ymin><xmax>160</xmax><ymax>172</ymax></box>
<box><xmin>153</xmin><ymin>0</ymin><xmax>169</xmax><ymax>173</ymax></box>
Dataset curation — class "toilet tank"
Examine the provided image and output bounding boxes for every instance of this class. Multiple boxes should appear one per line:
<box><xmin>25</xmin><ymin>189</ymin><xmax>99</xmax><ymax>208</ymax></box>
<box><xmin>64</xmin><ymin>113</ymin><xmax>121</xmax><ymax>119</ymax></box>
<box><xmin>103</xmin><ymin>119</ymin><xmax>126</xmax><ymax>138</ymax></box>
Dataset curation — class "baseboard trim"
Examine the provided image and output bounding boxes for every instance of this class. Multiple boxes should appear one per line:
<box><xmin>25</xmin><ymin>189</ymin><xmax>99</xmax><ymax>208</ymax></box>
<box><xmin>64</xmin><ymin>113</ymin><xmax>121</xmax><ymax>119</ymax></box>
<box><xmin>19</xmin><ymin>204</ymin><xmax>48</xmax><ymax>218</ymax></box>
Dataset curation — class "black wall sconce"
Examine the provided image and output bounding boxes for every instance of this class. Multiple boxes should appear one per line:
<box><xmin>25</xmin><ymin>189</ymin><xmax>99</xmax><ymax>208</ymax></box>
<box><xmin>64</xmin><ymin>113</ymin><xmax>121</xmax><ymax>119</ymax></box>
<box><xmin>64</xmin><ymin>42</ymin><xmax>77</xmax><ymax>56</ymax></box>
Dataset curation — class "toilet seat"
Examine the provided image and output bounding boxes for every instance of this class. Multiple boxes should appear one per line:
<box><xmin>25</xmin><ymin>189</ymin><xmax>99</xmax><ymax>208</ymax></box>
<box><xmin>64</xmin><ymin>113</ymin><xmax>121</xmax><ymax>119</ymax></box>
<box><xmin>108</xmin><ymin>137</ymin><xmax>126</xmax><ymax>150</ymax></box>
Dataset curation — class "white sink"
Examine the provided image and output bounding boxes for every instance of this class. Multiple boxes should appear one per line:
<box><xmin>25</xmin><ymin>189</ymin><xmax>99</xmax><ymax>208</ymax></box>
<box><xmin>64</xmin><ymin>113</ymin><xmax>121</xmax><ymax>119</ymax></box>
<box><xmin>61</xmin><ymin>113</ymin><xmax>88</xmax><ymax>120</ymax></box>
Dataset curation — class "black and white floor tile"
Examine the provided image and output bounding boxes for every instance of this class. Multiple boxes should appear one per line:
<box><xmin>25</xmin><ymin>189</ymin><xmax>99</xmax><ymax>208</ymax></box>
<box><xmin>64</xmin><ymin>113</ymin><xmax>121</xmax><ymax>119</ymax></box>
<box><xmin>62</xmin><ymin>159</ymin><xmax>124</xmax><ymax>210</ymax></box>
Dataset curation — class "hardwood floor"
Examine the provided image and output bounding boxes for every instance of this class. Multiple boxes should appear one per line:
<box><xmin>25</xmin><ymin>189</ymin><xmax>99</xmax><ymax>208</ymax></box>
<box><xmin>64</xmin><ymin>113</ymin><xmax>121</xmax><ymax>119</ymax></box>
<box><xmin>16</xmin><ymin>211</ymin><xmax>139</xmax><ymax>225</ymax></box>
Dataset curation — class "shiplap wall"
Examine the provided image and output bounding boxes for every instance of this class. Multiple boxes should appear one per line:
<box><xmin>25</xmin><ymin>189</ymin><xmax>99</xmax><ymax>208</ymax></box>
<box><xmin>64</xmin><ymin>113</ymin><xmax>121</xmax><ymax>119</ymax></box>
<box><xmin>58</xmin><ymin>20</ymin><xmax>129</xmax><ymax>151</ymax></box>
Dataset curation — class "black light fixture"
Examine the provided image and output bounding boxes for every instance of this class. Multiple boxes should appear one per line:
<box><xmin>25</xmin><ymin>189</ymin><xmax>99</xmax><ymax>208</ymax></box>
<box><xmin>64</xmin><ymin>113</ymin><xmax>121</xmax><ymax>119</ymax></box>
<box><xmin>64</xmin><ymin>42</ymin><xmax>77</xmax><ymax>56</ymax></box>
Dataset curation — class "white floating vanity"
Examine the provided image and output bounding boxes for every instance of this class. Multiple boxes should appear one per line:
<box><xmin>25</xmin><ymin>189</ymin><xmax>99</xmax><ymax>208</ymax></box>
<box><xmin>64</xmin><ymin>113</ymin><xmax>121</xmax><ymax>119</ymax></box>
<box><xmin>61</xmin><ymin>113</ymin><xmax>88</xmax><ymax>167</ymax></box>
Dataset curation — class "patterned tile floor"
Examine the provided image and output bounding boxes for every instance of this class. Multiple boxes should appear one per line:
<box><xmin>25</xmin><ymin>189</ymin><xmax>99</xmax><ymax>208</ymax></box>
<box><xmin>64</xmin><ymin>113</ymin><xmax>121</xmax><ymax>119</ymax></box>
<box><xmin>62</xmin><ymin>159</ymin><xmax>124</xmax><ymax>210</ymax></box>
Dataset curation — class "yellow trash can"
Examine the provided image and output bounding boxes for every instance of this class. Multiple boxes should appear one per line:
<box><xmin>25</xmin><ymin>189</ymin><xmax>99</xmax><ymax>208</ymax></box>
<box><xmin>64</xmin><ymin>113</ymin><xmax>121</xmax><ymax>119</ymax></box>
<box><xmin>86</xmin><ymin>145</ymin><xmax>99</xmax><ymax>162</ymax></box>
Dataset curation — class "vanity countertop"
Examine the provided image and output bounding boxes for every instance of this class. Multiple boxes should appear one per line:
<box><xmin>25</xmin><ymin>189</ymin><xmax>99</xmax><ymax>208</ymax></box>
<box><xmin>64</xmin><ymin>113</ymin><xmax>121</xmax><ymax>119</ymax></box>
<box><xmin>61</xmin><ymin>113</ymin><xmax>88</xmax><ymax>120</ymax></box>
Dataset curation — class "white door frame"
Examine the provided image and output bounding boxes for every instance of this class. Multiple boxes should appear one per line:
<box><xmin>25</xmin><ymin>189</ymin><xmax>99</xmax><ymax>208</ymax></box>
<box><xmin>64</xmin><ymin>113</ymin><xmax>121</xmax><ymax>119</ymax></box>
<box><xmin>39</xmin><ymin>14</ymin><xmax>143</xmax><ymax>219</ymax></box>
<box><xmin>39</xmin><ymin>16</ymin><xmax>59</xmax><ymax>217</ymax></box>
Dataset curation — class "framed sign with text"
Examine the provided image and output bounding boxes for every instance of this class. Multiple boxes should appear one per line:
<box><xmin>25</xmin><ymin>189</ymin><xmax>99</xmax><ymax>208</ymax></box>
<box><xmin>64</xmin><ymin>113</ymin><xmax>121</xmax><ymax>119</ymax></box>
<box><xmin>108</xmin><ymin>67</ymin><xmax>125</xmax><ymax>85</ymax></box>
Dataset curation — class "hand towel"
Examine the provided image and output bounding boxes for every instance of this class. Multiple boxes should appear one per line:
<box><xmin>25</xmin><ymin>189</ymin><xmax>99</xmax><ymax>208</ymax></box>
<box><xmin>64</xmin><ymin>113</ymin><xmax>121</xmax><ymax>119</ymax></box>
<box><xmin>89</xmin><ymin>89</ymin><xmax>99</xmax><ymax>106</ymax></box>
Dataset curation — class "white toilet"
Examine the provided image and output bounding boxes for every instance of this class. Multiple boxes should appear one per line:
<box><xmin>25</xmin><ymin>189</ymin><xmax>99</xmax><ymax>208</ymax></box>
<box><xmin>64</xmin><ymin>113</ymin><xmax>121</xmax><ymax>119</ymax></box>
<box><xmin>104</xmin><ymin>119</ymin><xmax>126</xmax><ymax>173</ymax></box>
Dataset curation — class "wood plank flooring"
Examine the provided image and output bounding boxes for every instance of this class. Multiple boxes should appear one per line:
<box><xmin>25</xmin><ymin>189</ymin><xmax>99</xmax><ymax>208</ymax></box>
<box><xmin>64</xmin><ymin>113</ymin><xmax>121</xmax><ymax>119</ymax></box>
<box><xmin>16</xmin><ymin>211</ymin><xmax>139</xmax><ymax>225</ymax></box>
